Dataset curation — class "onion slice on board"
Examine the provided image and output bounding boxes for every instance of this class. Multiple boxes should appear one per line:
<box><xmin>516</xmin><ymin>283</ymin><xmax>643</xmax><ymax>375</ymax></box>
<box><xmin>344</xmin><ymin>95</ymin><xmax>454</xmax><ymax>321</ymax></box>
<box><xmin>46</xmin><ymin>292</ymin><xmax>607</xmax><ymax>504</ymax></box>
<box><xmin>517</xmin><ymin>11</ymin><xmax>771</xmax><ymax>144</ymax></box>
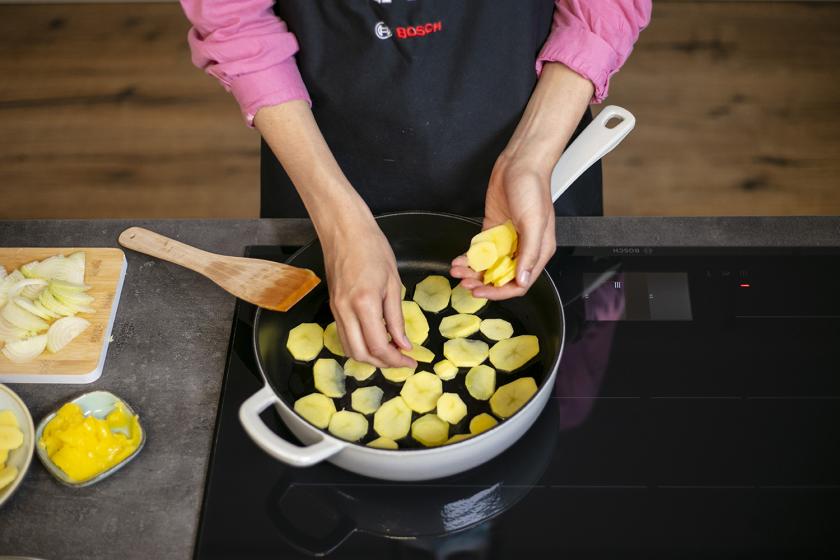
<box><xmin>46</xmin><ymin>316</ymin><xmax>90</xmax><ymax>353</ymax></box>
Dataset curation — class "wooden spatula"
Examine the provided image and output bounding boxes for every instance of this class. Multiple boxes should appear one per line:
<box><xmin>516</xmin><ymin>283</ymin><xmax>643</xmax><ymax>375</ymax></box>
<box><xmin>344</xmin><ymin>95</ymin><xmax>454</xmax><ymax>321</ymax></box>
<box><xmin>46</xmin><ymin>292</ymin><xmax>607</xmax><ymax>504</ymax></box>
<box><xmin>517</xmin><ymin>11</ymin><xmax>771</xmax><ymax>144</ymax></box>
<box><xmin>118</xmin><ymin>227</ymin><xmax>320</xmax><ymax>312</ymax></box>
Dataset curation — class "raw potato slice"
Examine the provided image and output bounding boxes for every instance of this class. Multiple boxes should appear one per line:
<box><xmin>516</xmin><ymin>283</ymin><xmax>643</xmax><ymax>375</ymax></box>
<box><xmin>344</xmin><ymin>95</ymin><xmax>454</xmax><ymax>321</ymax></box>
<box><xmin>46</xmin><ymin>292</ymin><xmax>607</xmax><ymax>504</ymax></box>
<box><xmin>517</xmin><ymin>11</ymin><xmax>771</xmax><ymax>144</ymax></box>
<box><xmin>483</xmin><ymin>256</ymin><xmax>515</xmax><ymax>286</ymax></box>
<box><xmin>344</xmin><ymin>358</ymin><xmax>377</xmax><ymax>381</ymax></box>
<box><xmin>0</xmin><ymin>425</ymin><xmax>24</xmax><ymax>450</ymax></box>
<box><xmin>373</xmin><ymin>396</ymin><xmax>412</xmax><ymax>440</ymax></box>
<box><xmin>433</xmin><ymin>359</ymin><xmax>458</xmax><ymax>381</ymax></box>
<box><xmin>466</xmin><ymin>241</ymin><xmax>498</xmax><ymax>272</ymax></box>
<box><xmin>323</xmin><ymin>322</ymin><xmax>345</xmax><ymax>357</ymax></box>
<box><xmin>0</xmin><ymin>410</ymin><xmax>18</xmax><ymax>427</ymax></box>
<box><xmin>479</xmin><ymin>318</ymin><xmax>514</xmax><ymax>341</ymax></box>
<box><xmin>367</xmin><ymin>437</ymin><xmax>398</xmax><ymax>450</ymax></box>
<box><xmin>328</xmin><ymin>410</ymin><xmax>369</xmax><ymax>442</ymax></box>
<box><xmin>401</xmin><ymin>301</ymin><xmax>429</xmax><ymax>344</ymax></box>
<box><xmin>381</xmin><ymin>366</ymin><xmax>415</xmax><ymax>382</ymax></box>
<box><xmin>0</xmin><ymin>448</ymin><xmax>7</xmax><ymax>464</ymax></box>
<box><xmin>489</xmin><ymin>335</ymin><xmax>540</xmax><ymax>372</ymax></box>
<box><xmin>313</xmin><ymin>358</ymin><xmax>346</xmax><ymax>398</ymax></box>
<box><xmin>443</xmin><ymin>338</ymin><xmax>489</xmax><ymax>368</ymax></box>
<box><xmin>436</xmin><ymin>393</ymin><xmax>468</xmax><ymax>424</ymax></box>
<box><xmin>471</xmin><ymin>220</ymin><xmax>518</xmax><ymax>257</ymax></box>
<box><xmin>401</xmin><ymin>283</ymin><xmax>407</xmax><ymax>299</ymax></box>
<box><xmin>400</xmin><ymin>371</ymin><xmax>443</xmax><ymax>413</ymax></box>
<box><xmin>412</xmin><ymin>275</ymin><xmax>452</xmax><ymax>313</ymax></box>
<box><xmin>286</xmin><ymin>323</ymin><xmax>324</xmax><ymax>361</ymax></box>
<box><xmin>469</xmin><ymin>413</ymin><xmax>499</xmax><ymax>434</ymax></box>
<box><xmin>294</xmin><ymin>393</ymin><xmax>336</xmax><ymax>429</ymax></box>
<box><xmin>446</xmin><ymin>434</ymin><xmax>473</xmax><ymax>444</ymax></box>
<box><xmin>351</xmin><ymin>386</ymin><xmax>384</xmax><ymax>415</ymax></box>
<box><xmin>493</xmin><ymin>267</ymin><xmax>516</xmax><ymax>288</ymax></box>
<box><xmin>0</xmin><ymin>465</ymin><xmax>18</xmax><ymax>491</ymax></box>
<box><xmin>401</xmin><ymin>344</ymin><xmax>435</xmax><ymax>363</ymax></box>
<box><xmin>450</xmin><ymin>285</ymin><xmax>487</xmax><ymax>314</ymax></box>
<box><xmin>439</xmin><ymin>314</ymin><xmax>481</xmax><ymax>339</ymax></box>
<box><xmin>490</xmin><ymin>377</ymin><xmax>538</xmax><ymax>418</ymax></box>
<box><xmin>465</xmin><ymin>365</ymin><xmax>496</xmax><ymax>401</ymax></box>
<box><xmin>411</xmin><ymin>414</ymin><xmax>449</xmax><ymax>447</ymax></box>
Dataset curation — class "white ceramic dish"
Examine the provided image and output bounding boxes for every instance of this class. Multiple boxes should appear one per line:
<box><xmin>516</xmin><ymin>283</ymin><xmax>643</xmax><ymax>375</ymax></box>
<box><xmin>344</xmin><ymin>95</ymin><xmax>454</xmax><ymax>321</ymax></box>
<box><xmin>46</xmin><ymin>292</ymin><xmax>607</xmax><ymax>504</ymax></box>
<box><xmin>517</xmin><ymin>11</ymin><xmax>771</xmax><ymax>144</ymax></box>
<box><xmin>0</xmin><ymin>384</ymin><xmax>35</xmax><ymax>507</ymax></box>
<box><xmin>35</xmin><ymin>390</ymin><xmax>144</xmax><ymax>488</ymax></box>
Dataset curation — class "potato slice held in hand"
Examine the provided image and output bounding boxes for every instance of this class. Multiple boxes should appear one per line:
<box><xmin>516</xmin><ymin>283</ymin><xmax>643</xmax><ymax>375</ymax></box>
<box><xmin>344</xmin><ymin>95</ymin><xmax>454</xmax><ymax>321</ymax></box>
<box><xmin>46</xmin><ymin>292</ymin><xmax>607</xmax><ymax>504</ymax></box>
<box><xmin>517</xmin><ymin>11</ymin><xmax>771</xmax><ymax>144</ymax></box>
<box><xmin>439</xmin><ymin>314</ymin><xmax>481</xmax><ymax>339</ymax></box>
<box><xmin>489</xmin><ymin>335</ymin><xmax>540</xmax><ymax>372</ymax></box>
<box><xmin>294</xmin><ymin>393</ymin><xmax>336</xmax><ymax>429</ymax></box>
<box><xmin>412</xmin><ymin>275</ymin><xmax>452</xmax><ymax>313</ymax></box>
<box><xmin>450</xmin><ymin>285</ymin><xmax>487</xmax><ymax>314</ymax></box>
<box><xmin>466</xmin><ymin>241</ymin><xmax>498</xmax><ymax>272</ymax></box>
<box><xmin>479</xmin><ymin>318</ymin><xmax>513</xmax><ymax>341</ymax></box>
<box><xmin>465</xmin><ymin>365</ymin><xmax>496</xmax><ymax>400</ymax></box>
<box><xmin>374</xmin><ymin>396</ymin><xmax>413</xmax><ymax>440</ymax></box>
<box><xmin>401</xmin><ymin>301</ymin><xmax>430</xmax><ymax>344</ymax></box>
<box><xmin>411</xmin><ymin>414</ymin><xmax>449</xmax><ymax>447</ymax></box>
<box><xmin>469</xmin><ymin>413</ymin><xmax>498</xmax><ymax>435</ymax></box>
<box><xmin>490</xmin><ymin>377</ymin><xmax>538</xmax><ymax>418</ymax></box>
<box><xmin>436</xmin><ymin>393</ymin><xmax>468</xmax><ymax>424</ymax></box>
<box><xmin>483</xmin><ymin>256</ymin><xmax>516</xmax><ymax>286</ymax></box>
<box><xmin>323</xmin><ymin>322</ymin><xmax>345</xmax><ymax>357</ymax></box>
<box><xmin>433</xmin><ymin>359</ymin><xmax>459</xmax><ymax>381</ymax></box>
<box><xmin>344</xmin><ymin>358</ymin><xmax>377</xmax><ymax>381</ymax></box>
<box><xmin>313</xmin><ymin>358</ymin><xmax>346</xmax><ymax>398</ymax></box>
<box><xmin>401</xmin><ymin>283</ymin><xmax>407</xmax><ymax>300</ymax></box>
<box><xmin>286</xmin><ymin>323</ymin><xmax>324</xmax><ymax>361</ymax></box>
<box><xmin>381</xmin><ymin>366</ymin><xmax>415</xmax><ymax>382</ymax></box>
<box><xmin>328</xmin><ymin>410</ymin><xmax>369</xmax><ymax>442</ymax></box>
<box><xmin>472</xmin><ymin>220</ymin><xmax>518</xmax><ymax>258</ymax></box>
<box><xmin>443</xmin><ymin>338</ymin><xmax>489</xmax><ymax>368</ymax></box>
<box><xmin>351</xmin><ymin>386</ymin><xmax>384</xmax><ymax>415</ymax></box>
<box><xmin>367</xmin><ymin>437</ymin><xmax>398</xmax><ymax>450</ymax></box>
<box><xmin>401</xmin><ymin>344</ymin><xmax>435</xmax><ymax>363</ymax></box>
<box><xmin>401</xmin><ymin>371</ymin><xmax>443</xmax><ymax>413</ymax></box>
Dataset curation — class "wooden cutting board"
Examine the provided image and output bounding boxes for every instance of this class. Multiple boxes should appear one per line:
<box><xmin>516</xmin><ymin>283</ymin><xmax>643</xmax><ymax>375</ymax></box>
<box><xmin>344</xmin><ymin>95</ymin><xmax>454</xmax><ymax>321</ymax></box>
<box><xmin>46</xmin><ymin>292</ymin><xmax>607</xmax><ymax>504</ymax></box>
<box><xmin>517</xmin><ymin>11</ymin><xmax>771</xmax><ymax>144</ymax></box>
<box><xmin>0</xmin><ymin>247</ymin><xmax>126</xmax><ymax>383</ymax></box>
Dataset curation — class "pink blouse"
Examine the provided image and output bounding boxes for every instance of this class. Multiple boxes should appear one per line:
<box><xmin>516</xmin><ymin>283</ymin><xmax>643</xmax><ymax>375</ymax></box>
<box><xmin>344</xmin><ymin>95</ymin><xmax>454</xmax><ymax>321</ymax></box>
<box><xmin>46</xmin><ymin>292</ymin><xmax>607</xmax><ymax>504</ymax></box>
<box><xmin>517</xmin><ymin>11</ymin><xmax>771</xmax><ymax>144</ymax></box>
<box><xmin>181</xmin><ymin>0</ymin><xmax>652</xmax><ymax>125</ymax></box>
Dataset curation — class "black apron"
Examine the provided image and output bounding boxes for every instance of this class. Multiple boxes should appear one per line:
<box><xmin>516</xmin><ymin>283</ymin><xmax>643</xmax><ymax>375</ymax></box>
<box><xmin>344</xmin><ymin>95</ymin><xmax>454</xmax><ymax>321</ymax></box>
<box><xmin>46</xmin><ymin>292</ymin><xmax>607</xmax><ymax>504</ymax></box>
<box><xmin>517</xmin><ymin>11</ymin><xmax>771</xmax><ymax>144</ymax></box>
<box><xmin>261</xmin><ymin>0</ymin><xmax>603</xmax><ymax>218</ymax></box>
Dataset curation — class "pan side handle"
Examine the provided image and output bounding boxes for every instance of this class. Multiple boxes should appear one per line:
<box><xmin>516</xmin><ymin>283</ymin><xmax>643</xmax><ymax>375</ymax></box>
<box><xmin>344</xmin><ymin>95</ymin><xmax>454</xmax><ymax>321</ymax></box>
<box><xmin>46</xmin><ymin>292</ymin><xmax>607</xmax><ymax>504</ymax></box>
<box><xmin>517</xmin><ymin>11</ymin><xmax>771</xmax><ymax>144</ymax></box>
<box><xmin>239</xmin><ymin>385</ymin><xmax>343</xmax><ymax>467</ymax></box>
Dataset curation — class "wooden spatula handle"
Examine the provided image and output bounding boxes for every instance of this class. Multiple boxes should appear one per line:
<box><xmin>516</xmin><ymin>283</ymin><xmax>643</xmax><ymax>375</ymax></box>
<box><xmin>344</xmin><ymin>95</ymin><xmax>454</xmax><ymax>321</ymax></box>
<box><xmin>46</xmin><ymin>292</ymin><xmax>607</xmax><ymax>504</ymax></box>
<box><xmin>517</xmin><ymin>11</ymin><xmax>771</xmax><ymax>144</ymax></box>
<box><xmin>118</xmin><ymin>227</ymin><xmax>212</xmax><ymax>272</ymax></box>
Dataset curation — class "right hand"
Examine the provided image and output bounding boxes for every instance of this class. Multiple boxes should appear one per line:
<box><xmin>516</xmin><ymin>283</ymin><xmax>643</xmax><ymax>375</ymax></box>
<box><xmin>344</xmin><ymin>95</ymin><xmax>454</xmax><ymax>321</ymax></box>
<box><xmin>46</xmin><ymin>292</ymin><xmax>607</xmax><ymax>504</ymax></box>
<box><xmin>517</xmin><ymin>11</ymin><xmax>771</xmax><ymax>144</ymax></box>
<box><xmin>320</xmin><ymin>209</ymin><xmax>416</xmax><ymax>369</ymax></box>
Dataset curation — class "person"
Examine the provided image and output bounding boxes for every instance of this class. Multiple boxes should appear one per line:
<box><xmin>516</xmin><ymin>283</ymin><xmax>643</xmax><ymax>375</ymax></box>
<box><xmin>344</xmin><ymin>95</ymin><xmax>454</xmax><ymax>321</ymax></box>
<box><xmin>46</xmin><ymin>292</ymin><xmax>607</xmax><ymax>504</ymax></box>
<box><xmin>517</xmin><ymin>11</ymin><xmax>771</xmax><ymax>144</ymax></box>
<box><xmin>179</xmin><ymin>0</ymin><xmax>651</xmax><ymax>369</ymax></box>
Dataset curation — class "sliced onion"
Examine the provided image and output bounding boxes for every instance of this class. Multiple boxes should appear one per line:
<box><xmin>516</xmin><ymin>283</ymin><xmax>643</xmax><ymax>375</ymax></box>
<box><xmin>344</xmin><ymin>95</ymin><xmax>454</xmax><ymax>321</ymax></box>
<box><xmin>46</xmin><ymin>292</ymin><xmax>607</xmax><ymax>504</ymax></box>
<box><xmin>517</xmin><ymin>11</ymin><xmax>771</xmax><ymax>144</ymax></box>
<box><xmin>38</xmin><ymin>290</ymin><xmax>76</xmax><ymax>317</ymax></box>
<box><xmin>46</xmin><ymin>316</ymin><xmax>90</xmax><ymax>353</ymax></box>
<box><xmin>33</xmin><ymin>300</ymin><xmax>60</xmax><ymax>320</ymax></box>
<box><xmin>1</xmin><ymin>300</ymin><xmax>50</xmax><ymax>332</ymax></box>
<box><xmin>0</xmin><ymin>317</ymin><xmax>27</xmax><ymax>344</ymax></box>
<box><xmin>2</xmin><ymin>334</ymin><xmax>47</xmax><ymax>363</ymax></box>
<box><xmin>8</xmin><ymin>278</ymin><xmax>47</xmax><ymax>298</ymax></box>
<box><xmin>14</xmin><ymin>296</ymin><xmax>53</xmax><ymax>321</ymax></box>
<box><xmin>0</xmin><ymin>266</ymin><xmax>6</xmax><ymax>280</ymax></box>
<box><xmin>65</xmin><ymin>252</ymin><xmax>86</xmax><ymax>284</ymax></box>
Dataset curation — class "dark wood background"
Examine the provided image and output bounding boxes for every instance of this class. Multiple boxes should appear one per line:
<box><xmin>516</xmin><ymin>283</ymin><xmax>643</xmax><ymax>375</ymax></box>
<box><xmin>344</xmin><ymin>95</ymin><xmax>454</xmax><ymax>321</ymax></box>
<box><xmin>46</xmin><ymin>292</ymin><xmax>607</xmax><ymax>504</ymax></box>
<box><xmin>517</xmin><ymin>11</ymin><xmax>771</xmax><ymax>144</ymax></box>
<box><xmin>1</xmin><ymin>1</ymin><xmax>838</xmax><ymax>219</ymax></box>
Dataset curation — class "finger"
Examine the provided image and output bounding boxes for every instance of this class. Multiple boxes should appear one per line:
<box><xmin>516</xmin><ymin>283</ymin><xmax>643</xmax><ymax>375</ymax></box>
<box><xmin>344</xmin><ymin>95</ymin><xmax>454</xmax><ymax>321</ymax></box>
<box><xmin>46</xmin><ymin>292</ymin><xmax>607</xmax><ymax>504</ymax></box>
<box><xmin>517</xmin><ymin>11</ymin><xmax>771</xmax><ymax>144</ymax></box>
<box><xmin>449</xmin><ymin>265</ymin><xmax>482</xmax><ymax>280</ymax></box>
<box><xmin>459</xmin><ymin>277</ymin><xmax>485</xmax><ymax>290</ymax></box>
<box><xmin>514</xmin><ymin>215</ymin><xmax>548</xmax><ymax>289</ymax></box>
<box><xmin>451</xmin><ymin>254</ymin><xmax>469</xmax><ymax>268</ymax></box>
<box><xmin>354</xmin><ymin>295</ymin><xmax>416</xmax><ymax>369</ymax></box>
<box><xmin>330</xmin><ymin>301</ymin><xmax>353</xmax><ymax>358</ymax></box>
<box><xmin>335</xmin><ymin>307</ymin><xmax>382</xmax><ymax>366</ymax></box>
<box><xmin>472</xmin><ymin>282</ymin><xmax>527</xmax><ymax>301</ymax></box>
<box><xmin>383</xmin><ymin>280</ymin><xmax>412</xmax><ymax>350</ymax></box>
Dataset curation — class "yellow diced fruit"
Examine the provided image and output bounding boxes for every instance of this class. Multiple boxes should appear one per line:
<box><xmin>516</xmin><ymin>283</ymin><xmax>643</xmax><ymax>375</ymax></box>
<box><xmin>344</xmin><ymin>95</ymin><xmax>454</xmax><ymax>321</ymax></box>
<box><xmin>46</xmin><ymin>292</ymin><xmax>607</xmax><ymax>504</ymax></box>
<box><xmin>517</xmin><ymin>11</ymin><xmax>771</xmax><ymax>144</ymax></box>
<box><xmin>286</xmin><ymin>323</ymin><xmax>325</xmax><ymax>361</ymax></box>
<box><xmin>313</xmin><ymin>358</ymin><xmax>346</xmax><ymax>398</ymax></box>
<box><xmin>479</xmin><ymin>318</ymin><xmax>514</xmax><ymax>341</ymax></box>
<box><xmin>465</xmin><ymin>364</ymin><xmax>496</xmax><ymax>401</ymax></box>
<box><xmin>450</xmin><ymin>285</ymin><xmax>488</xmax><ymax>314</ymax></box>
<box><xmin>411</xmin><ymin>414</ymin><xmax>449</xmax><ymax>447</ymax></box>
<box><xmin>436</xmin><ymin>393</ymin><xmax>468</xmax><ymax>424</ymax></box>
<box><xmin>446</xmin><ymin>433</ymin><xmax>473</xmax><ymax>444</ymax></box>
<box><xmin>433</xmin><ymin>359</ymin><xmax>459</xmax><ymax>381</ymax></box>
<box><xmin>412</xmin><ymin>275</ymin><xmax>452</xmax><ymax>313</ymax></box>
<box><xmin>381</xmin><ymin>366</ymin><xmax>415</xmax><ymax>382</ymax></box>
<box><xmin>323</xmin><ymin>322</ymin><xmax>345</xmax><ymax>357</ymax></box>
<box><xmin>328</xmin><ymin>410</ymin><xmax>369</xmax><ymax>442</ymax></box>
<box><xmin>483</xmin><ymin>256</ymin><xmax>516</xmax><ymax>285</ymax></box>
<box><xmin>344</xmin><ymin>358</ymin><xmax>377</xmax><ymax>381</ymax></box>
<box><xmin>373</xmin><ymin>396</ymin><xmax>413</xmax><ymax>440</ymax></box>
<box><xmin>471</xmin><ymin>220</ymin><xmax>518</xmax><ymax>257</ymax></box>
<box><xmin>351</xmin><ymin>386</ymin><xmax>384</xmax><ymax>415</ymax></box>
<box><xmin>488</xmin><ymin>335</ymin><xmax>540</xmax><ymax>372</ymax></box>
<box><xmin>0</xmin><ymin>425</ymin><xmax>23</xmax><ymax>450</ymax></box>
<box><xmin>490</xmin><ymin>377</ymin><xmax>538</xmax><ymax>418</ymax></box>
<box><xmin>466</xmin><ymin>241</ymin><xmax>498</xmax><ymax>272</ymax></box>
<box><xmin>443</xmin><ymin>338</ymin><xmax>489</xmax><ymax>368</ymax></box>
<box><xmin>0</xmin><ymin>465</ymin><xmax>18</xmax><ymax>491</ymax></box>
<box><xmin>400</xmin><ymin>371</ymin><xmax>443</xmax><ymax>413</ymax></box>
<box><xmin>469</xmin><ymin>413</ymin><xmax>499</xmax><ymax>434</ymax></box>
<box><xmin>401</xmin><ymin>301</ymin><xmax>430</xmax><ymax>345</ymax></box>
<box><xmin>367</xmin><ymin>437</ymin><xmax>398</xmax><ymax>450</ymax></box>
<box><xmin>293</xmin><ymin>393</ymin><xmax>336</xmax><ymax>429</ymax></box>
<box><xmin>0</xmin><ymin>410</ymin><xmax>18</xmax><ymax>427</ymax></box>
<box><xmin>438</xmin><ymin>314</ymin><xmax>481</xmax><ymax>339</ymax></box>
<box><xmin>401</xmin><ymin>344</ymin><xmax>435</xmax><ymax>363</ymax></box>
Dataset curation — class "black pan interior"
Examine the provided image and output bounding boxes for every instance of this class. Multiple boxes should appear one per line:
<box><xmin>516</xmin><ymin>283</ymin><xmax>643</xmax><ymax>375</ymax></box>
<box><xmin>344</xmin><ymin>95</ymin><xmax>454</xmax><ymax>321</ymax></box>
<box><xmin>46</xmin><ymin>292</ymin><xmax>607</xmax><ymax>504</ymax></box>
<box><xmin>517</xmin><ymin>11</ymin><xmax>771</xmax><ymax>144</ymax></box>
<box><xmin>254</xmin><ymin>212</ymin><xmax>564</xmax><ymax>449</ymax></box>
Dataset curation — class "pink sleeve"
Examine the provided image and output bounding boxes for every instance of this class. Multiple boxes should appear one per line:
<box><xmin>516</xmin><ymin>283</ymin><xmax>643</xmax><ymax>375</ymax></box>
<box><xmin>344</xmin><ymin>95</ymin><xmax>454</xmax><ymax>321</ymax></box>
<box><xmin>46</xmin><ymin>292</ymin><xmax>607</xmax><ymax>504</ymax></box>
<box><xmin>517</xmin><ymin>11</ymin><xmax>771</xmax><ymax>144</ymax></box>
<box><xmin>537</xmin><ymin>0</ymin><xmax>652</xmax><ymax>103</ymax></box>
<box><xmin>180</xmin><ymin>0</ymin><xmax>311</xmax><ymax>126</ymax></box>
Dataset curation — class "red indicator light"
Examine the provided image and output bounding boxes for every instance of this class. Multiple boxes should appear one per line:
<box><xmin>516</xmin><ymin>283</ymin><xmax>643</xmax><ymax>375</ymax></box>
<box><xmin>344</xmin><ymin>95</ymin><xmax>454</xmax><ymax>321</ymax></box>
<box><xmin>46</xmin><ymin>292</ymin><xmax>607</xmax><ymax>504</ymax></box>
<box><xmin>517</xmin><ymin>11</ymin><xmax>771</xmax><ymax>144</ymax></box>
<box><xmin>739</xmin><ymin>283</ymin><xmax>750</xmax><ymax>288</ymax></box>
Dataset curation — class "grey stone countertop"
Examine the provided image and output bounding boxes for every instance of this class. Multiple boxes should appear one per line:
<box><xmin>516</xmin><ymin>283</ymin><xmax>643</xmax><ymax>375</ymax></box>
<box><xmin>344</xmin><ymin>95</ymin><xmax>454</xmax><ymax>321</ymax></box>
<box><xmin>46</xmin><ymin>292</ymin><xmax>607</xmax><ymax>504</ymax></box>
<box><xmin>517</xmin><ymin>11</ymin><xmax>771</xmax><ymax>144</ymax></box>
<box><xmin>0</xmin><ymin>217</ymin><xmax>838</xmax><ymax>559</ymax></box>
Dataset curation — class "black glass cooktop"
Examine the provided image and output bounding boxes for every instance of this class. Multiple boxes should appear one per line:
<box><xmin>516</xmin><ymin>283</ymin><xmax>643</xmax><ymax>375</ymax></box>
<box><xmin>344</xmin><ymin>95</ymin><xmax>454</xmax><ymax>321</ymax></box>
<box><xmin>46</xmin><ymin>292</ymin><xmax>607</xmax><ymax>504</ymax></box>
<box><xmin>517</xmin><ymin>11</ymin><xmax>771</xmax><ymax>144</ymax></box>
<box><xmin>195</xmin><ymin>246</ymin><xmax>840</xmax><ymax>559</ymax></box>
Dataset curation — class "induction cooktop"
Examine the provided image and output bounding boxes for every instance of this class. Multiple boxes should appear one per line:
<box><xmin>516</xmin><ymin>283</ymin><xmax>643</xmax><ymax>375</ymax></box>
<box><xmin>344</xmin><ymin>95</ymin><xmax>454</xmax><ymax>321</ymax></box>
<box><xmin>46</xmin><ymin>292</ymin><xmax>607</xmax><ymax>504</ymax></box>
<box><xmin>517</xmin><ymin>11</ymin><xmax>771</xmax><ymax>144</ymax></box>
<box><xmin>194</xmin><ymin>246</ymin><xmax>840</xmax><ymax>559</ymax></box>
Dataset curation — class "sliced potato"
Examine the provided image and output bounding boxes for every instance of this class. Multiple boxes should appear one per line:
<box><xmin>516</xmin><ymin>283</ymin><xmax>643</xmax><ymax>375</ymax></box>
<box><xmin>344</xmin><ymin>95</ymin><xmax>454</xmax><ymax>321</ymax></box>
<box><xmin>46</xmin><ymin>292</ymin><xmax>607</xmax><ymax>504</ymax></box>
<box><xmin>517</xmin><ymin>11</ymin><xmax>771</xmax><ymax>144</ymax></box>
<box><xmin>313</xmin><ymin>358</ymin><xmax>346</xmax><ymax>398</ymax></box>
<box><xmin>436</xmin><ymin>393</ymin><xmax>468</xmax><ymax>424</ymax></box>
<box><xmin>0</xmin><ymin>410</ymin><xmax>18</xmax><ymax>427</ymax></box>
<box><xmin>0</xmin><ymin>465</ymin><xmax>18</xmax><ymax>491</ymax></box>
<box><xmin>471</xmin><ymin>220</ymin><xmax>518</xmax><ymax>257</ymax></box>
<box><xmin>323</xmin><ymin>322</ymin><xmax>345</xmax><ymax>357</ymax></box>
<box><xmin>469</xmin><ymin>413</ymin><xmax>499</xmax><ymax>434</ymax></box>
<box><xmin>293</xmin><ymin>393</ymin><xmax>337</xmax><ymax>429</ymax></box>
<box><xmin>351</xmin><ymin>386</ymin><xmax>384</xmax><ymax>415</ymax></box>
<box><xmin>465</xmin><ymin>365</ymin><xmax>496</xmax><ymax>401</ymax></box>
<box><xmin>488</xmin><ymin>335</ymin><xmax>540</xmax><ymax>372</ymax></box>
<box><xmin>479</xmin><ymin>318</ymin><xmax>514</xmax><ymax>341</ymax></box>
<box><xmin>400</xmin><ymin>371</ymin><xmax>443</xmax><ymax>413</ymax></box>
<box><xmin>446</xmin><ymin>433</ymin><xmax>473</xmax><ymax>444</ymax></box>
<box><xmin>401</xmin><ymin>344</ymin><xmax>435</xmax><ymax>363</ymax></box>
<box><xmin>433</xmin><ymin>359</ymin><xmax>459</xmax><ymax>381</ymax></box>
<box><xmin>450</xmin><ymin>284</ymin><xmax>487</xmax><ymax>314</ymax></box>
<box><xmin>286</xmin><ymin>323</ymin><xmax>324</xmax><ymax>361</ymax></box>
<box><xmin>402</xmin><ymin>301</ymin><xmax>429</xmax><ymax>344</ymax></box>
<box><xmin>466</xmin><ymin>241</ymin><xmax>498</xmax><ymax>272</ymax></box>
<box><xmin>443</xmin><ymin>338</ymin><xmax>489</xmax><ymax>368</ymax></box>
<box><xmin>367</xmin><ymin>437</ymin><xmax>398</xmax><ymax>450</ymax></box>
<box><xmin>373</xmin><ymin>396</ymin><xmax>412</xmax><ymax>440</ymax></box>
<box><xmin>401</xmin><ymin>283</ymin><xmax>407</xmax><ymax>300</ymax></box>
<box><xmin>411</xmin><ymin>414</ymin><xmax>449</xmax><ymax>447</ymax></box>
<box><xmin>0</xmin><ymin>425</ymin><xmax>23</xmax><ymax>450</ymax></box>
<box><xmin>328</xmin><ymin>410</ymin><xmax>369</xmax><ymax>442</ymax></box>
<box><xmin>344</xmin><ymin>358</ymin><xmax>377</xmax><ymax>381</ymax></box>
<box><xmin>490</xmin><ymin>377</ymin><xmax>538</xmax><ymax>418</ymax></box>
<box><xmin>412</xmin><ymin>275</ymin><xmax>451</xmax><ymax>313</ymax></box>
<box><xmin>381</xmin><ymin>366</ymin><xmax>415</xmax><ymax>382</ymax></box>
<box><xmin>0</xmin><ymin>448</ymin><xmax>7</xmax><ymax>465</ymax></box>
<box><xmin>483</xmin><ymin>256</ymin><xmax>515</xmax><ymax>285</ymax></box>
<box><xmin>439</xmin><ymin>314</ymin><xmax>481</xmax><ymax>339</ymax></box>
<box><xmin>493</xmin><ymin>267</ymin><xmax>516</xmax><ymax>288</ymax></box>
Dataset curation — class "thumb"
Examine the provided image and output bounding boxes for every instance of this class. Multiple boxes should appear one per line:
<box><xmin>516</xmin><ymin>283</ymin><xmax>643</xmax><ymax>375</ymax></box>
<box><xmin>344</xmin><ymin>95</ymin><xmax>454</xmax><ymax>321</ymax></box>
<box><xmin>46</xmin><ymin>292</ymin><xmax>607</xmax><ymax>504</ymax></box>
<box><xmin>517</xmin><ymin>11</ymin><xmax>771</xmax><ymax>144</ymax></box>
<box><xmin>514</xmin><ymin>218</ymin><xmax>545</xmax><ymax>288</ymax></box>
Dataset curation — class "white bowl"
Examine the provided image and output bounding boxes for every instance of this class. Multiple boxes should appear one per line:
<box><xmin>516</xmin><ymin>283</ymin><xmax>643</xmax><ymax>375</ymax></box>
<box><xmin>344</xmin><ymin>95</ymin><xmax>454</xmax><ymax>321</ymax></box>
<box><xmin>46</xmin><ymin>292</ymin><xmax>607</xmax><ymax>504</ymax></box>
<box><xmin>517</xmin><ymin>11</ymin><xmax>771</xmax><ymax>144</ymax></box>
<box><xmin>0</xmin><ymin>384</ymin><xmax>35</xmax><ymax>507</ymax></box>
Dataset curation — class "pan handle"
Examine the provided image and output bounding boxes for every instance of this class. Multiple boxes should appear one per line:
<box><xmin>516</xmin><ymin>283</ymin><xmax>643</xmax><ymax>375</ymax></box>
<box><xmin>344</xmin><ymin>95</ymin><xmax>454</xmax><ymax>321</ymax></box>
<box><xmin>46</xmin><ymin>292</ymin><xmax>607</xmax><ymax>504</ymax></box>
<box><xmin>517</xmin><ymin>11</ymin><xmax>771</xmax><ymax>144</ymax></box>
<box><xmin>550</xmin><ymin>105</ymin><xmax>636</xmax><ymax>203</ymax></box>
<box><xmin>239</xmin><ymin>385</ymin><xmax>344</xmax><ymax>467</ymax></box>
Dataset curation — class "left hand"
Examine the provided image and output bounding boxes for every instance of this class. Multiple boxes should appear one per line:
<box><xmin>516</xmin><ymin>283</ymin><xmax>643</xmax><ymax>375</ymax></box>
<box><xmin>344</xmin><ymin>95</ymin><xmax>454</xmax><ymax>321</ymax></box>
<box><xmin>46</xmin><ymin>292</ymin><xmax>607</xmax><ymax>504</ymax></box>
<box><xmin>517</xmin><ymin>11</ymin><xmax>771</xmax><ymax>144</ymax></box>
<box><xmin>449</xmin><ymin>152</ymin><xmax>556</xmax><ymax>300</ymax></box>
